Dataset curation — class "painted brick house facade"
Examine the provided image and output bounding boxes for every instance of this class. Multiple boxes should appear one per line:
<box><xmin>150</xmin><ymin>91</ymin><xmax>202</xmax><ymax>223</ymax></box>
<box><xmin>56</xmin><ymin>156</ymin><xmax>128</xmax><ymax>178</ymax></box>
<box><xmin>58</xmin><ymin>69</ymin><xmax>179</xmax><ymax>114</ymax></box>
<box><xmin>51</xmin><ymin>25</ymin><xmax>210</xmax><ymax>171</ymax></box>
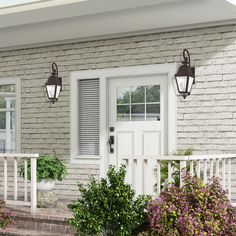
<box><xmin>0</xmin><ymin>23</ymin><xmax>236</xmax><ymax>201</ymax></box>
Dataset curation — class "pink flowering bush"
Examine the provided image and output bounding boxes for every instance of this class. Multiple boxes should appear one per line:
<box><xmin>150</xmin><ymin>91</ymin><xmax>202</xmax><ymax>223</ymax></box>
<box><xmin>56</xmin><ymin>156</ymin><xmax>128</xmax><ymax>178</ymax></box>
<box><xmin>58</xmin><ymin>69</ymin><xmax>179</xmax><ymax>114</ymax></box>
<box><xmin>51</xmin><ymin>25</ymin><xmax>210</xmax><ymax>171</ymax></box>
<box><xmin>0</xmin><ymin>200</ymin><xmax>12</xmax><ymax>229</ymax></box>
<box><xmin>147</xmin><ymin>172</ymin><xmax>236</xmax><ymax>236</ymax></box>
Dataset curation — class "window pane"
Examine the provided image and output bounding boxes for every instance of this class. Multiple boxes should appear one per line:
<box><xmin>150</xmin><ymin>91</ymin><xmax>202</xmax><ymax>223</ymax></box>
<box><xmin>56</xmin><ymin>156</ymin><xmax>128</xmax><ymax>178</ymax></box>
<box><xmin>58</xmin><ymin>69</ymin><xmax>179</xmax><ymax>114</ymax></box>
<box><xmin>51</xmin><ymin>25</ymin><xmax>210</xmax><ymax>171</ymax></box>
<box><xmin>0</xmin><ymin>99</ymin><xmax>6</xmax><ymax>109</ymax></box>
<box><xmin>0</xmin><ymin>112</ymin><xmax>6</xmax><ymax>129</ymax></box>
<box><xmin>117</xmin><ymin>87</ymin><xmax>130</xmax><ymax>104</ymax></box>
<box><xmin>116</xmin><ymin>84</ymin><xmax>161</xmax><ymax>122</ymax></box>
<box><xmin>117</xmin><ymin>105</ymin><xmax>130</xmax><ymax>121</ymax></box>
<box><xmin>131</xmin><ymin>86</ymin><xmax>145</xmax><ymax>103</ymax></box>
<box><xmin>146</xmin><ymin>85</ymin><xmax>160</xmax><ymax>102</ymax></box>
<box><xmin>79</xmin><ymin>79</ymin><xmax>99</xmax><ymax>156</ymax></box>
<box><xmin>0</xmin><ymin>84</ymin><xmax>16</xmax><ymax>153</ymax></box>
<box><xmin>146</xmin><ymin>104</ymin><xmax>160</xmax><ymax>121</ymax></box>
<box><xmin>0</xmin><ymin>111</ymin><xmax>15</xmax><ymax>153</ymax></box>
<box><xmin>0</xmin><ymin>84</ymin><xmax>15</xmax><ymax>93</ymax></box>
<box><xmin>131</xmin><ymin>105</ymin><xmax>145</xmax><ymax>121</ymax></box>
<box><xmin>0</xmin><ymin>84</ymin><xmax>15</xmax><ymax>109</ymax></box>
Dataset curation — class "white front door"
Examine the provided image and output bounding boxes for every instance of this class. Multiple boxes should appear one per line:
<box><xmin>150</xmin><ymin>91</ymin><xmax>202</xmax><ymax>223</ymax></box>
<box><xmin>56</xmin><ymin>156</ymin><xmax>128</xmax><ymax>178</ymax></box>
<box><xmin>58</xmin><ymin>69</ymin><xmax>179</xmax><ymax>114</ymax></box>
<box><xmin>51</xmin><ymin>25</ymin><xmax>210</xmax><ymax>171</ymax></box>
<box><xmin>108</xmin><ymin>74</ymin><xmax>168</xmax><ymax>167</ymax></box>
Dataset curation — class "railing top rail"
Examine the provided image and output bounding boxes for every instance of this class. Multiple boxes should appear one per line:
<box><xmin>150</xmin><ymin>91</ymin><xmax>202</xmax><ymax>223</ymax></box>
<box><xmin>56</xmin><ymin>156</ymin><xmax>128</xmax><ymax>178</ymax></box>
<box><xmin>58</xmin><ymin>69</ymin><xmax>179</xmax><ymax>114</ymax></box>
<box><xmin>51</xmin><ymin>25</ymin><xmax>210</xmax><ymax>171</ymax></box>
<box><xmin>0</xmin><ymin>153</ymin><xmax>39</xmax><ymax>158</ymax></box>
<box><xmin>122</xmin><ymin>154</ymin><xmax>236</xmax><ymax>161</ymax></box>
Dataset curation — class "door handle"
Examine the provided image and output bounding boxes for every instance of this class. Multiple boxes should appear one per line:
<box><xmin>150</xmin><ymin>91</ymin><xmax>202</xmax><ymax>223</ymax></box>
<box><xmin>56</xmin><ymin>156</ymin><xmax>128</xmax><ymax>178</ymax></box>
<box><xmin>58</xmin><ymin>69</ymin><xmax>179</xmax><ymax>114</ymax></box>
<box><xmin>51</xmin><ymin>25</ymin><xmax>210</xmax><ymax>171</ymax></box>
<box><xmin>108</xmin><ymin>136</ymin><xmax>114</xmax><ymax>153</ymax></box>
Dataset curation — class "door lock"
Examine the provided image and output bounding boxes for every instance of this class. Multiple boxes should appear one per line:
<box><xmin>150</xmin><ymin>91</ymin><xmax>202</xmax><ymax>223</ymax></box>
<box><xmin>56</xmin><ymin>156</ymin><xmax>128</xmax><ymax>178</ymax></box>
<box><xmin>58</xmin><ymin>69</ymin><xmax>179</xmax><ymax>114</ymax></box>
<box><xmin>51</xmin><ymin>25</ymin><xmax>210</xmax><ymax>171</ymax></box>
<box><xmin>108</xmin><ymin>136</ymin><xmax>114</xmax><ymax>153</ymax></box>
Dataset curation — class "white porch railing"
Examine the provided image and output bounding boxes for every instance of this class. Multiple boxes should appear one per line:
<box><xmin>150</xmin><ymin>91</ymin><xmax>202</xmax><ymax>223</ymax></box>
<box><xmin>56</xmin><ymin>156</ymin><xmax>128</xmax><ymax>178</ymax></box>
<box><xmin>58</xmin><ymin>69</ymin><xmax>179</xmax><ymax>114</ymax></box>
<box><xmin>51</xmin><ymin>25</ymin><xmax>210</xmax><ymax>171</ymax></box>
<box><xmin>0</xmin><ymin>153</ymin><xmax>39</xmax><ymax>214</ymax></box>
<box><xmin>123</xmin><ymin>154</ymin><xmax>236</xmax><ymax>201</ymax></box>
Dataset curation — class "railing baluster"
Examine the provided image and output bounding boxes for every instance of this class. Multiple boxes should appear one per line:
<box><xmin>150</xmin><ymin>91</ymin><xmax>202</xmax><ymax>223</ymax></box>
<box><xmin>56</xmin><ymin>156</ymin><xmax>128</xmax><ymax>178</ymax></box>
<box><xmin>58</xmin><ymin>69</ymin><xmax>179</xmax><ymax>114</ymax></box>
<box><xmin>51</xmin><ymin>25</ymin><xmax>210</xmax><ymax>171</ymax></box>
<box><xmin>203</xmin><ymin>159</ymin><xmax>207</xmax><ymax>184</ymax></box>
<box><xmin>156</xmin><ymin>160</ymin><xmax>161</xmax><ymax>195</ymax></box>
<box><xmin>14</xmin><ymin>157</ymin><xmax>18</xmax><ymax>201</ymax></box>
<box><xmin>143</xmin><ymin>159</ymin><xmax>147</xmax><ymax>194</ymax></box>
<box><xmin>133</xmin><ymin>159</ymin><xmax>137</xmax><ymax>193</ymax></box>
<box><xmin>216</xmin><ymin>158</ymin><xmax>220</xmax><ymax>177</ymax></box>
<box><xmin>190</xmin><ymin>161</ymin><xmax>194</xmax><ymax>176</ymax></box>
<box><xmin>124</xmin><ymin>159</ymin><xmax>129</xmax><ymax>182</ymax></box>
<box><xmin>210</xmin><ymin>159</ymin><xmax>214</xmax><ymax>179</ymax></box>
<box><xmin>180</xmin><ymin>160</ymin><xmax>186</xmax><ymax>187</ymax></box>
<box><xmin>222</xmin><ymin>158</ymin><xmax>226</xmax><ymax>189</ymax></box>
<box><xmin>4</xmin><ymin>157</ymin><xmax>7</xmax><ymax>201</ymax></box>
<box><xmin>24</xmin><ymin>158</ymin><xmax>28</xmax><ymax>202</ymax></box>
<box><xmin>135</xmin><ymin>158</ymin><xmax>143</xmax><ymax>195</ymax></box>
<box><xmin>197</xmin><ymin>160</ymin><xmax>201</xmax><ymax>178</ymax></box>
<box><xmin>31</xmin><ymin>157</ymin><xmax>37</xmax><ymax>215</ymax></box>
<box><xmin>146</xmin><ymin>159</ymin><xmax>155</xmax><ymax>195</ymax></box>
<box><xmin>228</xmin><ymin>158</ymin><xmax>231</xmax><ymax>200</ymax></box>
<box><xmin>168</xmin><ymin>161</ymin><xmax>172</xmax><ymax>185</ymax></box>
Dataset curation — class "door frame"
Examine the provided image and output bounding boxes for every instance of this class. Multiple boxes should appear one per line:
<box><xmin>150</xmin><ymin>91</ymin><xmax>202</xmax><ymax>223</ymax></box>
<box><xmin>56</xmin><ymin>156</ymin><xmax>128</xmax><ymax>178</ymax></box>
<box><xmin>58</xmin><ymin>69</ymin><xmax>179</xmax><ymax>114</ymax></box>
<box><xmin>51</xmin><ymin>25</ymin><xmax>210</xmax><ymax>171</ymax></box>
<box><xmin>70</xmin><ymin>64</ymin><xmax>177</xmax><ymax>178</ymax></box>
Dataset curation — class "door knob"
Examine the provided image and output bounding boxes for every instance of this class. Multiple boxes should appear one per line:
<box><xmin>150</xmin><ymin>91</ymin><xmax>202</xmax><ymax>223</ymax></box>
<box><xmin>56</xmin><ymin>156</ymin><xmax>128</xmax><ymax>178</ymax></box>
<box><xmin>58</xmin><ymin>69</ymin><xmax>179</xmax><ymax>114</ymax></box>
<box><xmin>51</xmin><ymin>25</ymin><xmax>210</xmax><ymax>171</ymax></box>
<box><xmin>108</xmin><ymin>136</ymin><xmax>114</xmax><ymax>153</ymax></box>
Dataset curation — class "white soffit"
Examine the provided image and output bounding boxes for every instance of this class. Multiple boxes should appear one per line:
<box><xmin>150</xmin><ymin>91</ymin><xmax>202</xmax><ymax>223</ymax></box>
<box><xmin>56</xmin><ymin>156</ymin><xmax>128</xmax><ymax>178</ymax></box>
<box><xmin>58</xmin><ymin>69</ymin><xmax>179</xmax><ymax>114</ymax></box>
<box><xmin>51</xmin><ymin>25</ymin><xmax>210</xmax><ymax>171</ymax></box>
<box><xmin>0</xmin><ymin>0</ymin><xmax>235</xmax><ymax>50</ymax></box>
<box><xmin>225</xmin><ymin>0</ymin><xmax>236</xmax><ymax>6</ymax></box>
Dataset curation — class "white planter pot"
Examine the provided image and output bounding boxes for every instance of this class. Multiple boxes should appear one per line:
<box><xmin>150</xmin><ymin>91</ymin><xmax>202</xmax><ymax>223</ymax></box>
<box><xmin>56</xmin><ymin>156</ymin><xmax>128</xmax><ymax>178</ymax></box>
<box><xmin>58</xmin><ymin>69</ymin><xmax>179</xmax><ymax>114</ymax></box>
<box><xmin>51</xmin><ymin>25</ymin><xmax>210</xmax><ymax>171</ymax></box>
<box><xmin>37</xmin><ymin>180</ymin><xmax>55</xmax><ymax>191</ymax></box>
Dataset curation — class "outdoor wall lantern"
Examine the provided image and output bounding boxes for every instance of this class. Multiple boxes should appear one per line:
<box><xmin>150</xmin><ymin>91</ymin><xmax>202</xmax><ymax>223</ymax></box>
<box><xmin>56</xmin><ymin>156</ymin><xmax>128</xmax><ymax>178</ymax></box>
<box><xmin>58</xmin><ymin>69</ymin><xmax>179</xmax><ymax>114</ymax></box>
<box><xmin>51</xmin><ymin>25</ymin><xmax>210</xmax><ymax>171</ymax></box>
<box><xmin>45</xmin><ymin>62</ymin><xmax>62</xmax><ymax>104</ymax></box>
<box><xmin>175</xmin><ymin>49</ymin><xmax>195</xmax><ymax>99</ymax></box>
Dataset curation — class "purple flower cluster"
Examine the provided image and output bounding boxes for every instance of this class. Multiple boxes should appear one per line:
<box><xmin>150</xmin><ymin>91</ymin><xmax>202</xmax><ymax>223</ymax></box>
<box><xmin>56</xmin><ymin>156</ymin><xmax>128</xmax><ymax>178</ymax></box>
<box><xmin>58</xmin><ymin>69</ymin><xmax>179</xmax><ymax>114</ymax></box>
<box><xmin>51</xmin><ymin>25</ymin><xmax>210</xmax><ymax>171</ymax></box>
<box><xmin>147</xmin><ymin>172</ymin><xmax>236</xmax><ymax>236</ymax></box>
<box><xmin>0</xmin><ymin>200</ymin><xmax>12</xmax><ymax>229</ymax></box>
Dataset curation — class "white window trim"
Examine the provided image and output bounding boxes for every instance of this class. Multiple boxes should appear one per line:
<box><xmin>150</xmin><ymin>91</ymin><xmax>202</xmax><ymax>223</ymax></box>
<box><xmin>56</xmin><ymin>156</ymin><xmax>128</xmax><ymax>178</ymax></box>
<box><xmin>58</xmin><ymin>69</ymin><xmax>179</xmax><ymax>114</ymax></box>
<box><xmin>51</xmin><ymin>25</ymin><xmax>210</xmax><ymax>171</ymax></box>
<box><xmin>0</xmin><ymin>77</ymin><xmax>21</xmax><ymax>152</ymax></box>
<box><xmin>70</xmin><ymin>64</ymin><xmax>177</xmax><ymax>169</ymax></box>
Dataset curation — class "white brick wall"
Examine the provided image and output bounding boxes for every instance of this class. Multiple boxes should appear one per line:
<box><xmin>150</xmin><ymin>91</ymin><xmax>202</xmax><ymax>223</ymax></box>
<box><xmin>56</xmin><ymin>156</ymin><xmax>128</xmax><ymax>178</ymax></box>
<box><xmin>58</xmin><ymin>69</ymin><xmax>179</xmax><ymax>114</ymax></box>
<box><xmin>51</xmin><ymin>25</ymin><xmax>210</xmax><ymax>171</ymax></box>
<box><xmin>0</xmin><ymin>24</ymin><xmax>235</xmax><ymax>201</ymax></box>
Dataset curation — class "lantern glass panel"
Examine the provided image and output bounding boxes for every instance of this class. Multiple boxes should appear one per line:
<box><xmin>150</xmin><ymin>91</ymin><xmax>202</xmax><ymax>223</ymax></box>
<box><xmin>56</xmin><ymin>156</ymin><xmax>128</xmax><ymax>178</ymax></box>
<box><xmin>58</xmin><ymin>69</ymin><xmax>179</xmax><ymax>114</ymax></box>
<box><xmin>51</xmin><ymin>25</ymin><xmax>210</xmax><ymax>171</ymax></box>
<box><xmin>46</xmin><ymin>85</ymin><xmax>56</xmax><ymax>99</ymax></box>
<box><xmin>176</xmin><ymin>76</ymin><xmax>187</xmax><ymax>92</ymax></box>
<box><xmin>187</xmin><ymin>76</ymin><xmax>194</xmax><ymax>93</ymax></box>
<box><xmin>55</xmin><ymin>85</ymin><xmax>61</xmax><ymax>99</ymax></box>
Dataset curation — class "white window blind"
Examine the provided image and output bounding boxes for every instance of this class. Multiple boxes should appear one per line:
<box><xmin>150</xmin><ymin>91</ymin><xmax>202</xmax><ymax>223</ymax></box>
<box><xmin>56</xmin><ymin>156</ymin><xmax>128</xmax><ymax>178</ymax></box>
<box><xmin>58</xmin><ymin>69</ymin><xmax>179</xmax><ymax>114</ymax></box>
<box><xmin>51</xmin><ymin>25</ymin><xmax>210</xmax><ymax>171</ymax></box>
<box><xmin>79</xmin><ymin>79</ymin><xmax>99</xmax><ymax>156</ymax></box>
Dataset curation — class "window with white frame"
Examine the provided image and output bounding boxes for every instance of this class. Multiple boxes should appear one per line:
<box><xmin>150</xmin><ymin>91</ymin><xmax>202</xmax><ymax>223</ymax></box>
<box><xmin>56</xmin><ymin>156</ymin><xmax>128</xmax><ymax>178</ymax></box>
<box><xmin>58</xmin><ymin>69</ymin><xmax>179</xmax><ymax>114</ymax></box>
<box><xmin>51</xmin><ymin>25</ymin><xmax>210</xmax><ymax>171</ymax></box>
<box><xmin>0</xmin><ymin>79</ymin><xmax>20</xmax><ymax>153</ymax></box>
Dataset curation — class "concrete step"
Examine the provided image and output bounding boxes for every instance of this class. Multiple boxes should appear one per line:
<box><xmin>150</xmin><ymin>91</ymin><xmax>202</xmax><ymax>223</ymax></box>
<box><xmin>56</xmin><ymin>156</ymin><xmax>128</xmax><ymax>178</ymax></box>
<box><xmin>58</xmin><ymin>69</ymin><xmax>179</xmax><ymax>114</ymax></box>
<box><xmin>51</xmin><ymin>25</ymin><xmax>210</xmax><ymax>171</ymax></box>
<box><xmin>0</xmin><ymin>203</ymin><xmax>75</xmax><ymax>235</ymax></box>
<box><xmin>0</xmin><ymin>228</ymin><xmax>73</xmax><ymax>236</ymax></box>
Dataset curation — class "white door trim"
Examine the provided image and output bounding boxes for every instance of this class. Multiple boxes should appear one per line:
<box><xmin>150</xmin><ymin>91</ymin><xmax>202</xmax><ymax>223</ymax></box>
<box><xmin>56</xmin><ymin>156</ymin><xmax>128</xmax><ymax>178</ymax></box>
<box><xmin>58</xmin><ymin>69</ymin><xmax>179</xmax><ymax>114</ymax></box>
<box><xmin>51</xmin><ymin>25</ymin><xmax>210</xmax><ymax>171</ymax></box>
<box><xmin>70</xmin><ymin>64</ymin><xmax>177</xmax><ymax>177</ymax></box>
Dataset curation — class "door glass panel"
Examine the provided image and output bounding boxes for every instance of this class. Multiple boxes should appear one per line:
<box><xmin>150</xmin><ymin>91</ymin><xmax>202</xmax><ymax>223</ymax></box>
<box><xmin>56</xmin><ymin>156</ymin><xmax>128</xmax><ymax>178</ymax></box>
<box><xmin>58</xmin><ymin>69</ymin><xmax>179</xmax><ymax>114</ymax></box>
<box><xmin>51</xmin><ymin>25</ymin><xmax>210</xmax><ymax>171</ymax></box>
<box><xmin>146</xmin><ymin>104</ymin><xmax>160</xmax><ymax>121</ymax></box>
<box><xmin>146</xmin><ymin>85</ymin><xmax>160</xmax><ymax>102</ymax></box>
<box><xmin>117</xmin><ymin>87</ymin><xmax>130</xmax><ymax>104</ymax></box>
<box><xmin>131</xmin><ymin>86</ymin><xmax>145</xmax><ymax>103</ymax></box>
<box><xmin>116</xmin><ymin>84</ymin><xmax>161</xmax><ymax>122</ymax></box>
<box><xmin>117</xmin><ymin>105</ymin><xmax>130</xmax><ymax>121</ymax></box>
<box><xmin>131</xmin><ymin>105</ymin><xmax>145</xmax><ymax>121</ymax></box>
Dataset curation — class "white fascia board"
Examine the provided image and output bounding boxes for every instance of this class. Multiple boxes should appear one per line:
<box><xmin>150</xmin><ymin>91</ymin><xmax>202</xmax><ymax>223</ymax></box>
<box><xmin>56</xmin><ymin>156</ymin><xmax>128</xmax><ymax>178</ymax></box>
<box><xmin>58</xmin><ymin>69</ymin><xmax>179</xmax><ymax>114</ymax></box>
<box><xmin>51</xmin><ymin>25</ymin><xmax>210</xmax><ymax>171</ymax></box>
<box><xmin>0</xmin><ymin>0</ymin><xmax>185</xmax><ymax>28</ymax></box>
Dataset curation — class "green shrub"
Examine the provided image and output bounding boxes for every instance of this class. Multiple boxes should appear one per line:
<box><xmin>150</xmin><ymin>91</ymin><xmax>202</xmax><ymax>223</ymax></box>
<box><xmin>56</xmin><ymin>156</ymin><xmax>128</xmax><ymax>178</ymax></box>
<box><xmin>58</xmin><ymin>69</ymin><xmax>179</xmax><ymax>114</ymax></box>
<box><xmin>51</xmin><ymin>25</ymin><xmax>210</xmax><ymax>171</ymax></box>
<box><xmin>148</xmin><ymin>172</ymin><xmax>236</xmax><ymax>235</ymax></box>
<box><xmin>68</xmin><ymin>165</ymin><xmax>150</xmax><ymax>236</ymax></box>
<box><xmin>20</xmin><ymin>154</ymin><xmax>67</xmax><ymax>182</ymax></box>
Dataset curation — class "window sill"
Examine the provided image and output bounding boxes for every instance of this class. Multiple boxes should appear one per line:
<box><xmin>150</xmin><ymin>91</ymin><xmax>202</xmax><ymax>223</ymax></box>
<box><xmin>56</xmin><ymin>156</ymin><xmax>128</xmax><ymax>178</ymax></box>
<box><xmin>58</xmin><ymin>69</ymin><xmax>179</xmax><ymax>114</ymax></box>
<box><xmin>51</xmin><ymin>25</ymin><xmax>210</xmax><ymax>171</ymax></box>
<box><xmin>70</xmin><ymin>155</ymin><xmax>102</xmax><ymax>165</ymax></box>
